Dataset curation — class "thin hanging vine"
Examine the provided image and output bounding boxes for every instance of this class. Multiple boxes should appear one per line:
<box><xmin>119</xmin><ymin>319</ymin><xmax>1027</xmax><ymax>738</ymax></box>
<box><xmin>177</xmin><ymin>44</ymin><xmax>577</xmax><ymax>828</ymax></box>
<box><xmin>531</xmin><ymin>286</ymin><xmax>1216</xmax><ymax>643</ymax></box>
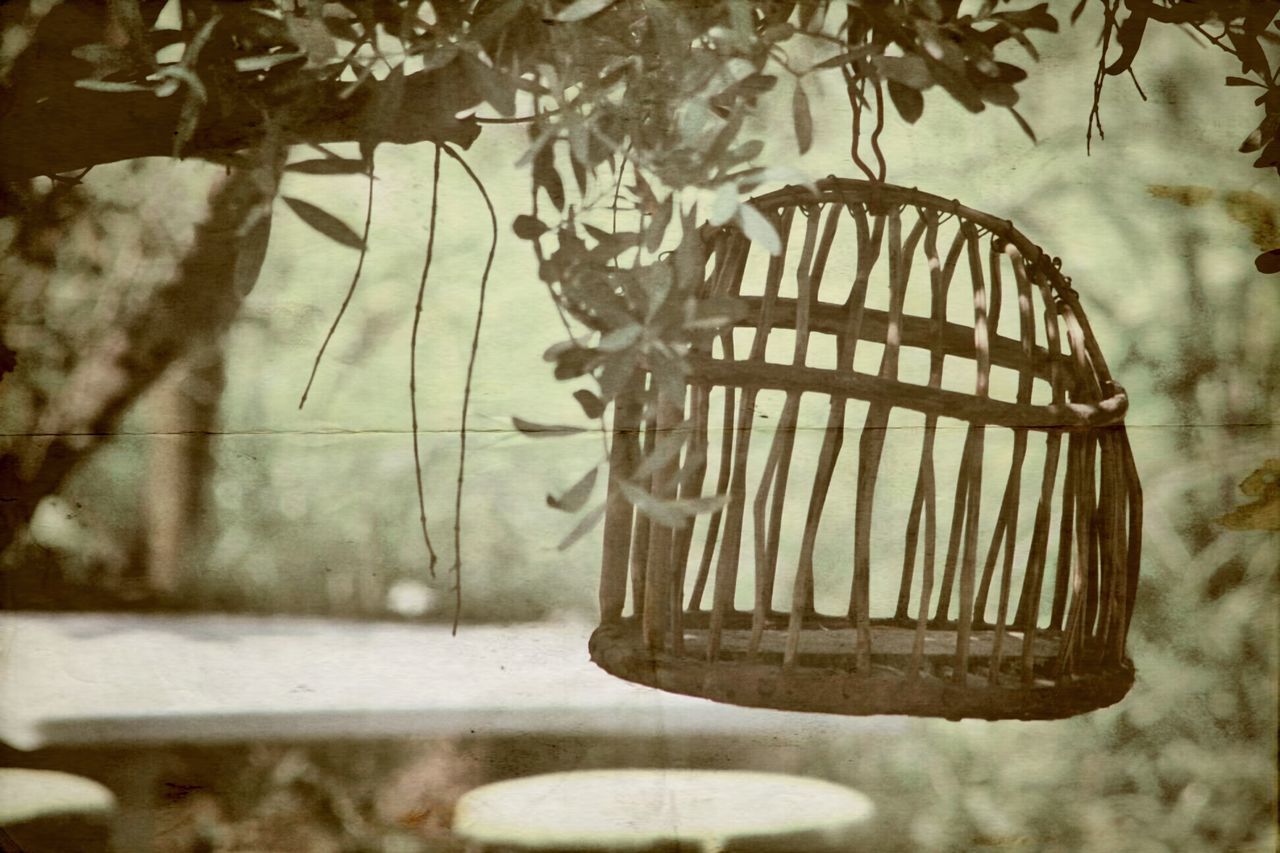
<box><xmin>298</xmin><ymin>162</ymin><xmax>377</xmax><ymax>410</ymax></box>
<box><xmin>441</xmin><ymin>143</ymin><xmax>498</xmax><ymax>634</ymax></box>
<box><xmin>409</xmin><ymin>145</ymin><xmax>443</xmax><ymax>574</ymax></box>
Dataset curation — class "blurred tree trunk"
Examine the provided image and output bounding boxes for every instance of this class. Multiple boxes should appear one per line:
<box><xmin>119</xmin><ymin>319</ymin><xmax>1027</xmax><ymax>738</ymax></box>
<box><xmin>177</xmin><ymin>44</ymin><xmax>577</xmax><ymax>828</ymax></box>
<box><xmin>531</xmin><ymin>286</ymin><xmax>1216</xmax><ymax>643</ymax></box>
<box><xmin>142</xmin><ymin>340</ymin><xmax>225</xmax><ymax>595</ymax></box>
<box><xmin>0</xmin><ymin>137</ymin><xmax>284</xmax><ymax>559</ymax></box>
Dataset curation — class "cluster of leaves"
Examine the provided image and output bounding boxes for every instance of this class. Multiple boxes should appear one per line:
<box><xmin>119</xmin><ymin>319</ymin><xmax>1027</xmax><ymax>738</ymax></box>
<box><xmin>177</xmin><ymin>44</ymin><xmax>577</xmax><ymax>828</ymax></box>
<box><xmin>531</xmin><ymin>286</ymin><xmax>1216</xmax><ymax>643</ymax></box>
<box><xmin>59</xmin><ymin>1</ymin><xmax>485</xmax><ymax>161</ymax></box>
<box><xmin>483</xmin><ymin>0</ymin><xmax>1062</xmax><ymax>539</ymax></box>
<box><xmin>830</xmin><ymin>0</ymin><xmax>1058</xmax><ymax>175</ymax></box>
<box><xmin>512</xmin><ymin>205</ymin><xmax>746</xmax><ymax>546</ymax></box>
<box><xmin>46</xmin><ymin>2</ymin><xmax>1064</xmax><ymax>288</ymax></box>
<box><xmin>0</xmin><ymin>0</ymin><xmax>1071</xmax><ymax>617</ymax></box>
<box><xmin>1090</xmin><ymin>1</ymin><xmax>1280</xmax><ymax>198</ymax></box>
<box><xmin>25</xmin><ymin>0</ymin><xmax>1273</xmax><ymax>568</ymax></box>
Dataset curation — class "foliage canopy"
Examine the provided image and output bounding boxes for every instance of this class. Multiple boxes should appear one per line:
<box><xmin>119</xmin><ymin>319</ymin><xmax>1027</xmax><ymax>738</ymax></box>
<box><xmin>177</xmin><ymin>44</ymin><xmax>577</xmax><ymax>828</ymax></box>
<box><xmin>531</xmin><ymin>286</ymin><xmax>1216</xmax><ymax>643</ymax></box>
<box><xmin>1</xmin><ymin>0</ymin><xmax>1276</xmax><ymax>615</ymax></box>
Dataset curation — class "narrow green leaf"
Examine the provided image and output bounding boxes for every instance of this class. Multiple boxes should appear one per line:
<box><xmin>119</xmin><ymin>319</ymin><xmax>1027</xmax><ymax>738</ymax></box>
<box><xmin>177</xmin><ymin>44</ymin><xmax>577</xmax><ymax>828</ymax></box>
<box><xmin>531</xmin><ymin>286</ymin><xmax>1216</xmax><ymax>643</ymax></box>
<box><xmin>996</xmin><ymin>62</ymin><xmax>1028</xmax><ymax>84</ymax></box>
<box><xmin>1007</xmin><ymin>27</ymin><xmax>1041</xmax><ymax>63</ymax></box>
<box><xmin>687</xmin><ymin>295</ymin><xmax>748</xmax><ymax>330</ymax></box>
<box><xmin>979</xmin><ymin>80</ymin><xmax>1019</xmax><ymax>108</ymax></box>
<box><xmin>1240</xmin><ymin>126</ymin><xmax>1264</xmax><ymax>154</ymax></box>
<box><xmin>471</xmin><ymin>0</ymin><xmax>527</xmax><ymax>43</ymax></box>
<box><xmin>285</xmin><ymin>158</ymin><xmax>369</xmax><ymax>175</ymax></box>
<box><xmin>461</xmin><ymin>51</ymin><xmax>516</xmax><ymax>116</ymax></box>
<box><xmin>557</xmin><ymin>502</ymin><xmax>607</xmax><ymax>550</ymax></box>
<box><xmin>792</xmin><ymin>81</ymin><xmax>813</xmax><ymax>154</ymax></box>
<box><xmin>282</xmin><ymin>197</ymin><xmax>366</xmax><ymax>249</ymax></box>
<box><xmin>673</xmin><ymin>210</ymin><xmax>707</xmax><ymax>288</ymax></box>
<box><xmin>233</xmin><ymin>208</ymin><xmax>273</xmax><ymax>296</ymax></box>
<box><xmin>554</xmin><ymin>0</ymin><xmax>617</xmax><ymax>23</ymax></box>
<box><xmin>285</xmin><ymin>14</ymin><xmax>337</xmax><ymax>67</ymax></box>
<box><xmin>598</xmin><ymin>324</ymin><xmax>642</xmax><ymax>352</ymax></box>
<box><xmin>554</xmin><ymin>347</ymin><xmax>598</xmax><ymax>380</ymax></box>
<box><xmin>738</xmin><ymin>204</ymin><xmax>781</xmax><ymax>255</ymax></box>
<box><xmin>673</xmin><ymin>494</ymin><xmax>728</xmax><ymax>515</ymax></box>
<box><xmin>583</xmin><ymin>224</ymin><xmax>641</xmax><ymax>256</ymax></box>
<box><xmin>513</xmin><ymin>214</ymin><xmax>548</xmax><ymax>240</ymax></box>
<box><xmin>762</xmin><ymin>22</ymin><xmax>795</xmax><ymax>42</ymax></box>
<box><xmin>570</xmin><ymin>155</ymin><xmax>589</xmax><ymax>196</ymax></box>
<box><xmin>633</xmin><ymin>427</ymin><xmax>690</xmax><ymax>480</ymax></box>
<box><xmin>71</xmin><ymin>42</ymin><xmax>131</xmax><ymax>68</ymax></box>
<box><xmin>419</xmin><ymin>44</ymin><xmax>459</xmax><ymax>73</ymax></box>
<box><xmin>709</xmin><ymin>183</ymin><xmax>740</xmax><ymax>227</ymax></box>
<box><xmin>533</xmin><ymin>144</ymin><xmax>565</xmax><ymax>211</ymax></box>
<box><xmin>887</xmin><ymin>79</ymin><xmax>924</xmax><ymax>123</ymax></box>
<box><xmin>637</xmin><ymin>263</ymin><xmax>674</xmax><ymax>320</ymax></box>
<box><xmin>172</xmin><ymin>92</ymin><xmax>203</xmax><ymax>158</ymax></box>
<box><xmin>1007</xmin><ymin>106</ymin><xmax>1037</xmax><ymax>143</ymax></box>
<box><xmin>618</xmin><ymin>480</ymin><xmax>688</xmax><ymax>528</ymax></box>
<box><xmin>993</xmin><ymin>2</ymin><xmax>1058</xmax><ymax>34</ymax></box>
<box><xmin>810</xmin><ymin>44</ymin><xmax>876</xmax><ymax>70</ymax></box>
<box><xmin>1103</xmin><ymin>8</ymin><xmax>1145</xmax><ymax>75</ymax></box>
<box><xmin>724</xmin><ymin>139</ymin><xmax>765</xmax><ymax>169</ymax></box>
<box><xmin>677</xmin><ymin>98</ymin><xmax>712</xmax><ymax>142</ymax></box>
<box><xmin>512</xmin><ymin>416</ymin><xmax>587</xmax><ymax>437</ymax></box>
<box><xmin>675</xmin><ymin>443</ymin><xmax>708</xmax><ymax>492</ymax></box>
<box><xmin>648</xmin><ymin>350</ymin><xmax>688</xmax><ymax>404</ymax></box>
<box><xmin>618</xmin><ymin>480</ymin><xmax>727</xmax><ymax>528</ymax></box>
<box><xmin>873</xmin><ymin>55</ymin><xmax>933</xmax><ymax>90</ymax></box>
<box><xmin>74</xmin><ymin>79</ymin><xmax>153</xmax><ymax>93</ymax></box>
<box><xmin>323</xmin><ymin>13</ymin><xmax>361</xmax><ymax>42</ymax></box>
<box><xmin>644</xmin><ymin>194</ymin><xmax>674</xmax><ymax>253</ymax></box>
<box><xmin>574</xmin><ymin>389</ymin><xmax>605</xmax><ymax>419</ymax></box>
<box><xmin>234</xmin><ymin>52</ymin><xmax>306</xmax><ymax>73</ymax></box>
<box><xmin>597</xmin><ymin>348</ymin><xmax>639</xmax><ymax>400</ymax></box>
<box><xmin>931</xmin><ymin>62</ymin><xmax>985</xmax><ymax>112</ymax></box>
<box><xmin>543</xmin><ymin>338</ymin><xmax>589</xmax><ymax>362</ymax></box>
<box><xmin>548</xmin><ymin>466</ymin><xmax>599</xmax><ymax>512</ymax></box>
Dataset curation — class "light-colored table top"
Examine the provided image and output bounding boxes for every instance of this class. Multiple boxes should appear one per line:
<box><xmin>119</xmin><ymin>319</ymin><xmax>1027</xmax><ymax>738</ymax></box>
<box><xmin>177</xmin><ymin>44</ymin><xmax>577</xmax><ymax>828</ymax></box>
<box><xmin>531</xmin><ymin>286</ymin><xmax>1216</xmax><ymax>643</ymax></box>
<box><xmin>452</xmin><ymin>769</ymin><xmax>876</xmax><ymax>851</ymax></box>
<box><xmin>0</xmin><ymin>613</ymin><xmax>899</xmax><ymax>751</ymax></box>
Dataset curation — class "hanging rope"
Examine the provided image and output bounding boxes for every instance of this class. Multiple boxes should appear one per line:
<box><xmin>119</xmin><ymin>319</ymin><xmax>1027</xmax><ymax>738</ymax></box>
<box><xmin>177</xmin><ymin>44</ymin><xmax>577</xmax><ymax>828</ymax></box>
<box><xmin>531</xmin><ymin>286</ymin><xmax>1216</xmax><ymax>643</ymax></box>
<box><xmin>440</xmin><ymin>144</ymin><xmax>497</xmax><ymax>634</ymax></box>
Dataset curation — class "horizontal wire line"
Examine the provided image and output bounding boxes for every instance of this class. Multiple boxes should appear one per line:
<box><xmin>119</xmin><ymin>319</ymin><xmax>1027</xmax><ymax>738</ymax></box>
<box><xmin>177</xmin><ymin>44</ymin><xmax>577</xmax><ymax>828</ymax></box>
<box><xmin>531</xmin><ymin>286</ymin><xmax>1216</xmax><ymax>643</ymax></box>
<box><xmin>0</xmin><ymin>422</ymin><xmax>1269</xmax><ymax>439</ymax></box>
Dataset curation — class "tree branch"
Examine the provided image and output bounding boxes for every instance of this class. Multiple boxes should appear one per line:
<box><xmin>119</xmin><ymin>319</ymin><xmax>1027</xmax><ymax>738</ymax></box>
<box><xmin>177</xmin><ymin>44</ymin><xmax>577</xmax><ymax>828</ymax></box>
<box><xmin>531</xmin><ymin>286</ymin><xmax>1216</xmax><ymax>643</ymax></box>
<box><xmin>0</xmin><ymin>67</ymin><xmax>481</xmax><ymax>182</ymax></box>
<box><xmin>1140</xmin><ymin>1</ymin><xmax>1272</xmax><ymax>26</ymax></box>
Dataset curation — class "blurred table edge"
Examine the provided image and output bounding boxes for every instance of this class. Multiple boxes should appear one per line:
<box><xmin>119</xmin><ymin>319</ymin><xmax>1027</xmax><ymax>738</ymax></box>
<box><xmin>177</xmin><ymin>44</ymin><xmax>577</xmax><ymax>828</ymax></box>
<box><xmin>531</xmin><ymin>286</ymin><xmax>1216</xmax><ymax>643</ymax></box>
<box><xmin>0</xmin><ymin>612</ymin><xmax>902</xmax><ymax>751</ymax></box>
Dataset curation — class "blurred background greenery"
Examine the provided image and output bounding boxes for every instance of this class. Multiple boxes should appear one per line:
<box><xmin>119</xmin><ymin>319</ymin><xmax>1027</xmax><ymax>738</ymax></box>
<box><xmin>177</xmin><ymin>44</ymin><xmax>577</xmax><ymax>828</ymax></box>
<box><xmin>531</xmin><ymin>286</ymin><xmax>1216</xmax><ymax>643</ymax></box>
<box><xmin>1</xmin><ymin>7</ymin><xmax>1275</xmax><ymax>852</ymax></box>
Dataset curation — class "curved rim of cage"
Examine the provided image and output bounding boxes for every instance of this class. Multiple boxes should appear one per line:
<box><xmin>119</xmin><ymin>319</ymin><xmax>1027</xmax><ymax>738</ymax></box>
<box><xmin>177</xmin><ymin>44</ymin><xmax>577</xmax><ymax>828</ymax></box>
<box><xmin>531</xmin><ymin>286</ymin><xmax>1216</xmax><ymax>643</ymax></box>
<box><xmin>590</xmin><ymin>621</ymin><xmax>1134</xmax><ymax>721</ymax></box>
<box><xmin>689</xmin><ymin>176</ymin><xmax>1130</xmax><ymax>431</ymax></box>
<box><xmin>747</xmin><ymin>178</ymin><xmax>1072</xmax><ymax>289</ymax></box>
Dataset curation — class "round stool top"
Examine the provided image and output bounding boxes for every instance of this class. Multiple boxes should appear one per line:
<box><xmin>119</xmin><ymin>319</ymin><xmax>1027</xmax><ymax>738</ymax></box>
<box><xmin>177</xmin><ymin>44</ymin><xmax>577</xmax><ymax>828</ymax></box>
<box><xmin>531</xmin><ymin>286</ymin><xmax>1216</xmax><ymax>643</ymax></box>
<box><xmin>0</xmin><ymin>769</ymin><xmax>116</xmax><ymax>825</ymax></box>
<box><xmin>452</xmin><ymin>769</ymin><xmax>874</xmax><ymax>851</ymax></box>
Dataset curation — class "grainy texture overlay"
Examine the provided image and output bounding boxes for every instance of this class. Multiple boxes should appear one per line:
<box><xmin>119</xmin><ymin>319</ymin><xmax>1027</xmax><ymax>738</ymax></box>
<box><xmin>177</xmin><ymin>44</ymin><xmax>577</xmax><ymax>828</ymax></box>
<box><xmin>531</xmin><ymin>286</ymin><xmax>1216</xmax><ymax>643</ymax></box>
<box><xmin>1</xmin><ymin>3</ymin><xmax>1276</xmax><ymax>851</ymax></box>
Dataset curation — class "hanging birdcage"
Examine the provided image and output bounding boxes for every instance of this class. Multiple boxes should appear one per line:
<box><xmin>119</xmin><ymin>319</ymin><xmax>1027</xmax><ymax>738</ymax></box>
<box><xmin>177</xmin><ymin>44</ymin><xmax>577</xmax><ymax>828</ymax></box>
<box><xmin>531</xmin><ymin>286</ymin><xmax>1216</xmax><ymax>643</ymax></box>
<box><xmin>589</xmin><ymin>178</ymin><xmax>1142</xmax><ymax>721</ymax></box>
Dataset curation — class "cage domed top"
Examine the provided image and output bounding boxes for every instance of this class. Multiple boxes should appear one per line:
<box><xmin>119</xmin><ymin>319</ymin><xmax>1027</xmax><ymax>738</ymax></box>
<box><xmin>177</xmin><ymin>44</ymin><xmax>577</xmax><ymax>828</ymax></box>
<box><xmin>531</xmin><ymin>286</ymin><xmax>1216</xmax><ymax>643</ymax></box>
<box><xmin>590</xmin><ymin>178</ymin><xmax>1142</xmax><ymax>721</ymax></box>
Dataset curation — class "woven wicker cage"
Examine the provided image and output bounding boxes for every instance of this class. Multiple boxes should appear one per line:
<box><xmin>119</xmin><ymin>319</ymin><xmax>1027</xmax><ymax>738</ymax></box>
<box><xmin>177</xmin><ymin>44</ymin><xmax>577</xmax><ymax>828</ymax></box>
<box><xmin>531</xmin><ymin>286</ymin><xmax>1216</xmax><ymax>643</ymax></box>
<box><xmin>589</xmin><ymin>178</ymin><xmax>1142</xmax><ymax>721</ymax></box>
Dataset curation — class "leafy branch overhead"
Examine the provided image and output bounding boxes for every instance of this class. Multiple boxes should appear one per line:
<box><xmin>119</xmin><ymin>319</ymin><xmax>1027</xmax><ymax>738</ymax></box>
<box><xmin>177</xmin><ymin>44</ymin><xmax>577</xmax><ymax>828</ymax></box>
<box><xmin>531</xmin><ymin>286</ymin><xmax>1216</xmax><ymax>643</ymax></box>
<box><xmin>2</xmin><ymin>0</ymin><xmax>1275</xmax><ymax>613</ymax></box>
<box><xmin>1089</xmin><ymin>0</ymin><xmax>1280</xmax><ymax>181</ymax></box>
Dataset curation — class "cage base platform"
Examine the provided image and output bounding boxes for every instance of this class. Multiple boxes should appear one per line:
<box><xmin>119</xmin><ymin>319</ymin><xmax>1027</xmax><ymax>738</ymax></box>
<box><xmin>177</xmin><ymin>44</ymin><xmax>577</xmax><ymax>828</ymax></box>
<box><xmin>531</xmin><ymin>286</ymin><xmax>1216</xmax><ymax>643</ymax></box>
<box><xmin>590</xmin><ymin>618</ymin><xmax>1134</xmax><ymax>721</ymax></box>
